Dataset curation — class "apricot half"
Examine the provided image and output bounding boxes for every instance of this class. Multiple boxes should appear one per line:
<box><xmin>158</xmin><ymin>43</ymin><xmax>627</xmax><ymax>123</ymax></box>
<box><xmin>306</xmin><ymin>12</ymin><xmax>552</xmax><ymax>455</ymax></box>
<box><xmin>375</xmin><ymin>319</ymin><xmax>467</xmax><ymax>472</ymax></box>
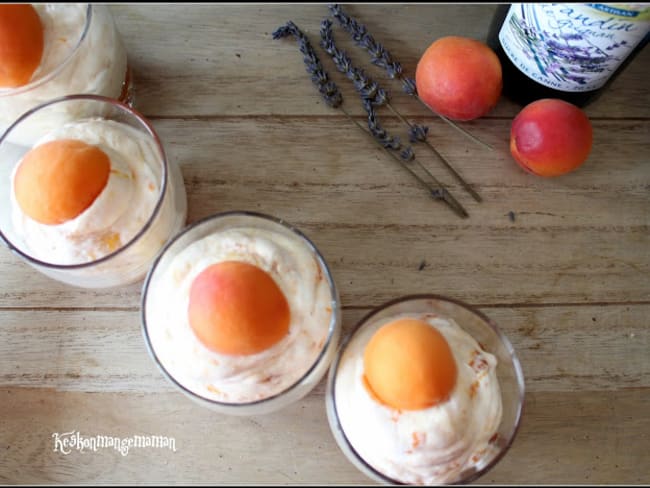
<box><xmin>188</xmin><ymin>261</ymin><xmax>290</xmax><ymax>356</ymax></box>
<box><xmin>415</xmin><ymin>36</ymin><xmax>502</xmax><ymax>121</ymax></box>
<box><xmin>510</xmin><ymin>99</ymin><xmax>593</xmax><ymax>177</ymax></box>
<box><xmin>0</xmin><ymin>4</ymin><xmax>44</xmax><ymax>87</ymax></box>
<box><xmin>14</xmin><ymin>139</ymin><xmax>111</xmax><ymax>225</ymax></box>
<box><xmin>363</xmin><ymin>318</ymin><xmax>457</xmax><ymax>410</ymax></box>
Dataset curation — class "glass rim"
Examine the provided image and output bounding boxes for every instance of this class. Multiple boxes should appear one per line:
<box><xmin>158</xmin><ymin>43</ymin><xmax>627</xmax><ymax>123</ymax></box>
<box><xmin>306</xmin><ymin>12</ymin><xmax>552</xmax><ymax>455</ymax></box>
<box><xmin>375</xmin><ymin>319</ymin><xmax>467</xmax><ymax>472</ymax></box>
<box><xmin>0</xmin><ymin>4</ymin><xmax>93</xmax><ymax>97</ymax></box>
<box><xmin>327</xmin><ymin>294</ymin><xmax>526</xmax><ymax>486</ymax></box>
<box><xmin>140</xmin><ymin>210</ymin><xmax>341</xmax><ymax>409</ymax></box>
<box><xmin>0</xmin><ymin>93</ymin><xmax>170</xmax><ymax>270</ymax></box>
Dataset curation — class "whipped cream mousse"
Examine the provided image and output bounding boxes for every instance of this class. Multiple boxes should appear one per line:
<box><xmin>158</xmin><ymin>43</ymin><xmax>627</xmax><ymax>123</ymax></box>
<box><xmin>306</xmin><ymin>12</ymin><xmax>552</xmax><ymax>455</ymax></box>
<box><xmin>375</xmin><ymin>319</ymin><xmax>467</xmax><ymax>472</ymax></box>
<box><xmin>10</xmin><ymin>117</ymin><xmax>171</xmax><ymax>268</ymax></box>
<box><xmin>333</xmin><ymin>313</ymin><xmax>503</xmax><ymax>485</ymax></box>
<box><xmin>145</xmin><ymin>224</ymin><xmax>335</xmax><ymax>405</ymax></box>
<box><xmin>0</xmin><ymin>4</ymin><xmax>130</xmax><ymax>145</ymax></box>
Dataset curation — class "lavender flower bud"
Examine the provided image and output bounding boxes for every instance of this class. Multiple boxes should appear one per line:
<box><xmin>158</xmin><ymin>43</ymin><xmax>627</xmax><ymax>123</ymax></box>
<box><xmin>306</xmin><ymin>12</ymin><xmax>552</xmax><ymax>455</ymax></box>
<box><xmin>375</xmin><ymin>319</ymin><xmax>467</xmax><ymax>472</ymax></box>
<box><xmin>385</xmin><ymin>61</ymin><xmax>403</xmax><ymax>79</ymax></box>
<box><xmin>400</xmin><ymin>146</ymin><xmax>415</xmax><ymax>161</ymax></box>
<box><xmin>402</xmin><ymin>77</ymin><xmax>417</xmax><ymax>96</ymax></box>
<box><xmin>330</xmin><ymin>4</ymin><xmax>403</xmax><ymax>82</ymax></box>
<box><xmin>272</xmin><ymin>20</ymin><xmax>343</xmax><ymax>109</ymax></box>
<box><xmin>320</xmin><ymin>17</ymin><xmax>389</xmax><ymax>108</ymax></box>
<box><xmin>408</xmin><ymin>124</ymin><xmax>429</xmax><ymax>143</ymax></box>
<box><xmin>364</xmin><ymin>101</ymin><xmax>401</xmax><ymax>150</ymax></box>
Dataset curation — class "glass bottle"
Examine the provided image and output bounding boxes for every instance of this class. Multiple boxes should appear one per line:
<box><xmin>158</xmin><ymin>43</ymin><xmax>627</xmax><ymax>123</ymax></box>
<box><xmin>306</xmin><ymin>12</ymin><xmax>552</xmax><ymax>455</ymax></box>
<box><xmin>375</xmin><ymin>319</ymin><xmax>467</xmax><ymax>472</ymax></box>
<box><xmin>486</xmin><ymin>3</ymin><xmax>650</xmax><ymax>107</ymax></box>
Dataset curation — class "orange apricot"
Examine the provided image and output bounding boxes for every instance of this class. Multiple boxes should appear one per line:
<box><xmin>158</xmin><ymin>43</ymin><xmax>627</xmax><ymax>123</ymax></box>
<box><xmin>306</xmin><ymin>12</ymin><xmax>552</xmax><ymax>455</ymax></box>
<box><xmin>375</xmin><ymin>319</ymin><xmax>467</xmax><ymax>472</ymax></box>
<box><xmin>510</xmin><ymin>99</ymin><xmax>593</xmax><ymax>177</ymax></box>
<box><xmin>188</xmin><ymin>261</ymin><xmax>290</xmax><ymax>356</ymax></box>
<box><xmin>415</xmin><ymin>36</ymin><xmax>502</xmax><ymax>121</ymax></box>
<box><xmin>14</xmin><ymin>139</ymin><xmax>111</xmax><ymax>225</ymax></box>
<box><xmin>0</xmin><ymin>4</ymin><xmax>44</xmax><ymax>87</ymax></box>
<box><xmin>363</xmin><ymin>318</ymin><xmax>457</xmax><ymax>411</ymax></box>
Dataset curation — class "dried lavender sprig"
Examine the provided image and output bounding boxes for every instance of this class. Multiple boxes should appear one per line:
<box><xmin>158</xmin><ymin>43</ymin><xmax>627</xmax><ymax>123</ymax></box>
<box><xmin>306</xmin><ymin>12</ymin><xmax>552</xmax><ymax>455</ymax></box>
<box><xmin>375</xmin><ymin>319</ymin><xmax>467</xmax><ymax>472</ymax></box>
<box><xmin>359</xmin><ymin>97</ymin><xmax>400</xmax><ymax>149</ymax></box>
<box><xmin>321</xmin><ymin>18</ymin><xmax>415</xmax><ymax>146</ymax></box>
<box><xmin>329</xmin><ymin>4</ymin><xmax>402</xmax><ymax>79</ymax></box>
<box><xmin>368</xmin><ymin>116</ymin><xmax>401</xmax><ymax>150</ymax></box>
<box><xmin>322</xmin><ymin>18</ymin><xmax>481</xmax><ymax>203</ymax></box>
<box><xmin>272</xmin><ymin>21</ymin><xmax>342</xmax><ymax>109</ymax></box>
<box><xmin>328</xmin><ymin>4</ymin><xmax>493</xmax><ymax>151</ymax></box>
<box><xmin>320</xmin><ymin>19</ymin><xmax>389</xmax><ymax>108</ymax></box>
<box><xmin>354</xmin><ymin>108</ymin><xmax>465</xmax><ymax>216</ymax></box>
<box><xmin>347</xmin><ymin>109</ymin><xmax>466</xmax><ymax>216</ymax></box>
<box><xmin>272</xmin><ymin>22</ymin><xmax>467</xmax><ymax>218</ymax></box>
<box><xmin>363</xmin><ymin>99</ymin><xmax>468</xmax><ymax>217</ymax></box>
<box><xmin>385</xmin><ymin>101</ymin><xmax>482</xmax><ymax>202</ymax></box>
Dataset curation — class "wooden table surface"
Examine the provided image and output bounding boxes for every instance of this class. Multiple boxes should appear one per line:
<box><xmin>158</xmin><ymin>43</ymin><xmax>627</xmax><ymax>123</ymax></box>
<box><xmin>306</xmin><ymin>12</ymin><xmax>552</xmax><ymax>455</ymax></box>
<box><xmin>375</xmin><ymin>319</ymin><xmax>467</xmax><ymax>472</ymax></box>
<box><xmin>1</xmin><ymin>4</ymin><xmax>649</xmax><ymax>485</ymax></box>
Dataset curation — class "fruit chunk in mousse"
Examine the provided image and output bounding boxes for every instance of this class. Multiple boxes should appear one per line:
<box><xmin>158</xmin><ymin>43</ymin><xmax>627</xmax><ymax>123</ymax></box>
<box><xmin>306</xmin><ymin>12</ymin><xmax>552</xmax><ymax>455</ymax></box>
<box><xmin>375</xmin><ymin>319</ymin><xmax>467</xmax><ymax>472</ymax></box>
<box><xmin>0</xmin><ymin>4</ymin><xmax>44</xmax><ymax>88</ymax></box>
<box><xmin>13</xmin><ymin>139</ymin><xmax>110</xmax><ymax>225</ymax></box>
<box><xmin>188</xmin><ymin>261</ymin><xmax>291</xmax><ymax>356</ymax></box>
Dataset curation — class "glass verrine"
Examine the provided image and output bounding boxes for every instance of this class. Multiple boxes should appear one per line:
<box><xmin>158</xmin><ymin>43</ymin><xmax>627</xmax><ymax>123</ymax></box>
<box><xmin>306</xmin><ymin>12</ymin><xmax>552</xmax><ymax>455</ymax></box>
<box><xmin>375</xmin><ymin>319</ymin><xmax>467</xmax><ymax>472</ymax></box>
<box><xmin>326</xmin><ymin>295</ymin><xmax>525</xmax><ymax>485</ymax></box>
<box><xmin>0</xmin><ymin>94</ymin><xmax>187</xmax><ymax>288</ymax></box>
<box><xmin>141</xmin><ymin>211</ymin><xmax>342</xmax><ymax>416</ymax></box>
<box><xmin>0</xmin><ymin>4</ymin><xmax>133</xmax><ymax>146</ymax></box>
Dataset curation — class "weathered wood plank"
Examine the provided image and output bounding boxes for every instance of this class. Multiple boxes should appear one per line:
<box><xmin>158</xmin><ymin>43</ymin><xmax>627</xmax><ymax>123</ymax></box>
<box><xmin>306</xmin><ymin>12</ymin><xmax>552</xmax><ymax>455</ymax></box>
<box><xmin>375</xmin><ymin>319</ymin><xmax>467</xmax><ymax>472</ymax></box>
<box><xmin>0</xmin><ymin>119</ymin><xmax>647</xmax><ymax>308</ymax></box>
<box><xmin>0</xmin><ymin>306</ymin><xmax>647</xmax><ymax>393</ymax></box>
<box><xmin>0</xmin><ymin>388</ymin><xmax>648</xmax><ymax>484</ymax></box>
<box><xmin>2</xmin><ymin>220</ymin><xmax>647</xmax><ymax>307</ymax></box>
<box><xmin>484</xmin><ymin>389</ymin><xmax>650</xmax><ymax>484</ymax></box>
<box><xmin>110</xmin><ymin>5</ymin><xmax>650</xmax><ymax>119</ymax></box>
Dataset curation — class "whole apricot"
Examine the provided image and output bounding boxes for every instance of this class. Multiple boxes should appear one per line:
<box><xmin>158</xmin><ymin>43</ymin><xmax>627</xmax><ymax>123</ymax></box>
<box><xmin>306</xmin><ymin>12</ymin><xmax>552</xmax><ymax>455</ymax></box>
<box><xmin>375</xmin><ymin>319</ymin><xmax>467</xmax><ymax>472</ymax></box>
<box><xmin>510</xmin><ymin>99</ymin><xmax>593</xmax><ymax>177</ymax></box>
<box><xmin>415</xmin><ymin>36</ymin><xmax>502</xmax><ymax>121</ymax></box>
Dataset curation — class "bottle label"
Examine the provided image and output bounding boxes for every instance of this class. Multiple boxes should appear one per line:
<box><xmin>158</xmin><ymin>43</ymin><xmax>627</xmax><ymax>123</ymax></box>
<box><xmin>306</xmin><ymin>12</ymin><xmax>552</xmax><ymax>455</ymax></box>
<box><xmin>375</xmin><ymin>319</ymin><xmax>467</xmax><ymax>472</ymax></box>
<box><xmin>498</xmin><ymin>3</ymin><xmax>650</xmax><ymax>92</ymax></box>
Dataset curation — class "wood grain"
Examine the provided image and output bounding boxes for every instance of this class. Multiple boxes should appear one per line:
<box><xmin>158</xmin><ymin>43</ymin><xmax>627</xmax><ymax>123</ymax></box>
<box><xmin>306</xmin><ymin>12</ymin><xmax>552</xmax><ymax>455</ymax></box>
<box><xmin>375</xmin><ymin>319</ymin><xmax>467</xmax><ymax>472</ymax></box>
<box><xmin>0</xmin><ymin>306</ymin><xmax>647</xmax><ymax>394</ymax></box>
<box><xmin>110</xmin><ymin>4</ymin><xmax>650</xmax><ymax>119</ymax></box>
<box><xmin>1</xmin><ymin>388</ymin><xmax>648</xmax><ymax>484</ymax></box>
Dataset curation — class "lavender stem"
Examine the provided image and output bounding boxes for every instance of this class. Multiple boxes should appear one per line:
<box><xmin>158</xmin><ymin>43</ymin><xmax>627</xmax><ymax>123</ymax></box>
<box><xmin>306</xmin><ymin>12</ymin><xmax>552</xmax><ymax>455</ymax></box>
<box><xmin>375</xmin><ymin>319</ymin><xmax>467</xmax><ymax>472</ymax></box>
<box><xmin>414</xmin><ymin>95</ymin><xmax>494</xmax><ymax>151</ymax></box>
<box><xmin>272</xmin><ymin>21</ymin><xmax>468</xmax><ymax>218</ymax></box>
<box><xmin>385</xmin><ymin>103</ymin><xmax>482</xmax><ymax>202</ymax></box>
<box><xmin>320</xmin><ymin>18</ymin><xmax>478</xmax><ymax>204</ymax></box>
<box><xmin>362</xmin><ymin>100</ymin><xmax>469</xmax><ymax>218</ymax></box>
<box><xmin>340</xmin><ymin>106</ymin><xmax>471</xmax><ymax>217</ymax></box>
<box><xmin>328</xmin><ymin>3</ymin><xmax>493</xmax><ymax>151</ymax></box>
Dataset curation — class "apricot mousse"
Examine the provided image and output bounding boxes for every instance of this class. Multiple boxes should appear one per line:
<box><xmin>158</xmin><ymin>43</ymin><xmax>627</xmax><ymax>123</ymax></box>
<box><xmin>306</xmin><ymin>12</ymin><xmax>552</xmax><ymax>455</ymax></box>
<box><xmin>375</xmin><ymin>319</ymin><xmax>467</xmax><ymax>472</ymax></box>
<box><xmin>332</xmin><ymin>310</ymin><xmax>503</xmax><ymax>484</ymax></box>
<box><xmin>10</xmin><ymin>118</ymin><xmax>166</xmax><ymax>266</ymax></box>
<box><xmin>142</xmin><ymin>217</ymin><xmax>338</xmax><ymax>407</ymax></box>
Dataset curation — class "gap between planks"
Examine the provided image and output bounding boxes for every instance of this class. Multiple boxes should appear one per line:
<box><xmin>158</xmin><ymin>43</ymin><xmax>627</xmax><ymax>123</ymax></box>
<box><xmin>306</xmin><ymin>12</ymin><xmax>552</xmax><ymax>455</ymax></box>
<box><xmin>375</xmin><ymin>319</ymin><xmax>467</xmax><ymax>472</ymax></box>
<box><xmin>143</xmin><ymin>114</ymin><xmax>650</xmax><ymax>122</ymax></box>
<box><xmin>1</xmin><ymin>300</ymin><xmax>649</xmax><ymax>313</ymax></box>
